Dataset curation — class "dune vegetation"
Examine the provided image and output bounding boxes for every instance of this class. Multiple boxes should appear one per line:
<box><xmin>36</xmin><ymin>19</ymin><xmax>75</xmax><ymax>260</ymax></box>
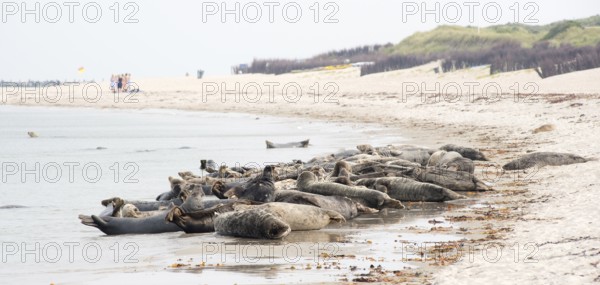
<box><xmin>244</xmin><ymin>15</ymin><xmax>600</xmax><ymax>78</ymax></box>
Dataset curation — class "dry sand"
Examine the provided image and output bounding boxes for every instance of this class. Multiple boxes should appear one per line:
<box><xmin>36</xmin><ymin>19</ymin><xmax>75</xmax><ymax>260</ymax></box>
<box><xmin>4</xmin><ymin>64</ymin><xmax>600</xmax><ymax>284</ymax></box>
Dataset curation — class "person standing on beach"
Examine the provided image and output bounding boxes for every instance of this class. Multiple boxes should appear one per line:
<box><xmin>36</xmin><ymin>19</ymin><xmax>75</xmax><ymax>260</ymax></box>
<box><xmin>123</xmin><ymin>73</ymin><xmax>130</xmax><ymax>91</ymax></box>
<box><xmin>117</xmin><ymin>75</ymin><xmax>123</xmax><ymax>92</ymax></box>
<box><xmin>110</xmin><ymin>74</ymin><xmax>116</xmax><ymax>93</ymax></box>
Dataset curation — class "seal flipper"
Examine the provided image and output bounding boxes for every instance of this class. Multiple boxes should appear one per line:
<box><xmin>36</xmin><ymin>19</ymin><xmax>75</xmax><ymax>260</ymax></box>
<box><xmin>101</xmin><ymin>197</ymin><xmax>119</xmax><ymax>207</ymax></box>
<box><xmin>325</xmin><ymin>210</ymin><xmax>346</xmax><ymax>223</ymax></box>
<box><xmin>165</xmin><ymin>207</ymin><xmax>184</xmax><ymax>223</ymax></box>
<box><xmin>211</xmin><ymin>181</ymin><xmax>228</xmax><ymax>199</ymax></box>
<box><xmin>165</xmin><ymin>207</ymin><xmax>189</xmax><ymax>230</ymax></box>
<box><xmin>474</xmin><ymin>176</ymin><xmax>492</xmax><ymax>191</ymax></box>
<box><xmin>111</xmin><ymin>198</ymin><xmax>125</xmax><ymax>217</ymax></box>
<box><xmin>89</xmin><ymin>215</ymin><xmax>109</xmax><ymax>232</ymax></box>
<box><xmin>268</xmin><ymin>223</ymin><xmax>291</xmax><ymax>239</ymax></box>
<box><xmin>355</xmin><ymin>202</ymin><xmax>379</xmax><ymax>214</ymax></box>
<box><xmin>79</xmin><ymin>215</ymin><xmax>98</xmax><ymax>228</ymax></box>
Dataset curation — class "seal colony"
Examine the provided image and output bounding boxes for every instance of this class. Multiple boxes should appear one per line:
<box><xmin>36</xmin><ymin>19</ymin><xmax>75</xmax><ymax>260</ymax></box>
<box><xmin>79</xmin><ymin>144</ymin><xmax>588</xmax><ymax>239</ymax></box>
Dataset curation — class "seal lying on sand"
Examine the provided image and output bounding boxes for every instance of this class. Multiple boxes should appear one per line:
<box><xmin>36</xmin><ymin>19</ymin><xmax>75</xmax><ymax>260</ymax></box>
<box><xmin>214</xmin><ymin>203</ymin><xmax>345</xmax><ymax>239</ymax></box>
<box><xmin>120</xmin><ymin>204</ymin><xmax>172</xmax><ymax>218</ymax></box>
<box><xmin>428</xmin><ymin>151</ymin><xmax>475</xmax><ymax>174</ymax></box>
<box><xmin>412</xmin><ymin>167</ymin><xmax>490</xmax><ymax>191</ymax></box>
<box><xmin>85</xmin><ymin>188</ymin><xmax>206</xmax><ymax>234</ymax></box>
<box><xmin>440</xmin><ymin>144</ymin><xmax>488</xmax><ymax>161</ymax></box>
<box><xmin>234</xmin><ymin>202</ymin><xmax>345</xmax><ymax>230</ymax></box>
<box><xmin>297</xmin><ymin>171</ymin><xmax>405</xmax><ymax>210</ymax></box>
<box><xmin>503</xmin><ymin>152</ymin><xmax>588</xmax><ymax>170</ymax></box>
<box><xmin>443</xmin><ymin>157</ymin><xmax>475</xmax><ymax>174</ymax></box>
<box><xmin>214</xmin><ymin>208</ymin><xmax>291</xmax><ymax>239</ymax></box>
<box><xmin>79</xmin><ymin>212</ymin><xmax>181</xmax><ymax>235</ymax></box>
<box><xmin>222</xmin><ymin>166</ymin><xmax>277</xmax><ymax>202</ymax></box>
<box><xmin>266</xmin><ymin>139</ymin><xmax>309</xmax><ymax>149</ymax></box>
<box><xmin>395</xmin><ymin>150</ymin><xmax>432</xmax><ymax>166</ymax></box>
<box><xmin>427</xmin><ymin>151</ymin><xmax>460</xmax><ymax>167</ymax></box>
<box><xmin>356</xmin><ymin>144</ymin><xmax>432</xmax><ymax>165</ymax></box>
<box><xmin>166</xmin><ymin>200</ymin><xmax>257</xmax><ymax>233</ymax></box>
<box><xmin>102</xmin><ymin>198</ymin><xmax>183</xmax><ymax>212</ymax></box>
<box><xmin>274</xmin><ymin>190</ymin><xmax>367</xmax><ymax>220</ymax></box>
<box><xmin>356</xmin><ymin>177</ymin><xmax>464</xmax><ymax>202</ymax></box>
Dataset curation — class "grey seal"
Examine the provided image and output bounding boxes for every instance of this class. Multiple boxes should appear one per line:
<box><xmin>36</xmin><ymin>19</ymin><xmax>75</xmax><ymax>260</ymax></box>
<box><xmin>503</xmin><ymin>152</ymin><xmax>588</xmax><ymax>170</ymax></box>
<box><xmin>266</xmin><ymin>139</ymin><xmax>309</xmax><ymax>149</ymax></box>
<box><xmin>356</xmin><ymin>177</ymin><xmax>464</xmax><ymax>202</ymax></box>
<box><xmin>79</xmin><ymin>212</ymin><xmax>181</xmax><ymax>235</ymax></box>
<box><xmin>297</xmin><ymin>171</ymin><xmax>405</xmax><ymax>210</ymax></box>
<box><xmin>274</xmin><ymin>190</ymin><xmax>367</xmax><ymax>220</ymax></box>
<box><xmin>214</xmin><ymin>208</ymin><xmax>291</xmax><ymax>239</ymax></box>
<box><xmin>440</xmin><ymin>144</ymin><xmax>488</xmax><ymax>161</ymax></box>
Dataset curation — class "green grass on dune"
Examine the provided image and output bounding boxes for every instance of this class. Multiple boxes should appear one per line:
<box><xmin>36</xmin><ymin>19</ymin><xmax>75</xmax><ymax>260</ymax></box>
<box><xmin>386</xmin><ymin>15</ymin><xmax>600</xmax><ymax>56</ymax></box>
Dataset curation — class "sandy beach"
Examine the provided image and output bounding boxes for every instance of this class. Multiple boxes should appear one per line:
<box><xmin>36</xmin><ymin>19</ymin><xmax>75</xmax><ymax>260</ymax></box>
<box><xmin>4</xmin><ymin>64</ymin><xmax>600</xmax><ymax>283</ymax></box>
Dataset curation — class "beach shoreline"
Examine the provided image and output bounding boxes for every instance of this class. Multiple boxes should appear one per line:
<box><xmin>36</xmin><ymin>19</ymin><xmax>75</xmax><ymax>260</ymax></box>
<box><xmin>4</xmin><ymin>66</ymin><xmax>600</xmax><ymax>284</ymax></box>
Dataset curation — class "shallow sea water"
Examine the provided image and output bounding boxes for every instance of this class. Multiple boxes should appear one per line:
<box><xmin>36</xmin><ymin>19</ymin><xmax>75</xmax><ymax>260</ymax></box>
<box><xmin>0</xmin><ymin>105</ymin><xmax>466</xmax><ymax>284</ymax></box>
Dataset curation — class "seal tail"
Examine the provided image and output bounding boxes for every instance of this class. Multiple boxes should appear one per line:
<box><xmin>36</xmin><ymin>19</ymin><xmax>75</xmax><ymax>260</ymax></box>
<box><xmin>300</xmin><ymin>139</ymin><xmax>309</xmax><ymax>147</ymax></box>
<box><xmin>473</xmin><ymin>177</ymin><xmax>493</xmax><ymax>191</ymax></box>
<box><xmin>268</xmin><ymin>223</ymin><xmax>291</xmax><ymax>239</ymax></box>
<box><xmin>265</xmin><ymin>140</ymin><xmax>275</xmax><ymax>149</ymax></box>
<box><xmin>382</xmin><ymin>198</ymin><xmax>405</xmax><ymax>210</ymax></box>
<box><xmin>326</xmin><ymin>210</ymin><xmax>346</xmax><ymax>223</ymax></box>
<box><xmin>441</xmin><ymin>187</ymin><xmax>465</xmax><ymax>201</ymax></box>
<box><xmin>79</xmin><ymin>214</ymin><xmax>99</xmax><ymax>228</ymax></box>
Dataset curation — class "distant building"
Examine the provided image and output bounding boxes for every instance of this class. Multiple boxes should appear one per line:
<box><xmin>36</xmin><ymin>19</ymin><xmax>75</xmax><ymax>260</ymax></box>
<box><xmin>231</xmin><ymin>64</ymin><xmax>249</xmax><ymax>74</ymax></box>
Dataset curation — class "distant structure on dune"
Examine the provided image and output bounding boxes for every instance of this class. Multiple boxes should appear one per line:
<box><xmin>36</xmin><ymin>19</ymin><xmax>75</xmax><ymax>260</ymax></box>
<box><xmin>231</xmin><ymin>64</ymin><xmax>249</xmax><ymax>75</ymax></box>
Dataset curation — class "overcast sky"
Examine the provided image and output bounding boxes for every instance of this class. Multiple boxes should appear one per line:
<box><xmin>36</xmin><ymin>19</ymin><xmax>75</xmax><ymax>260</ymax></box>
<box><xmin>1</xmin><ymin>0</ymin><xmax>598</xmax><ymax>81</ymax></box>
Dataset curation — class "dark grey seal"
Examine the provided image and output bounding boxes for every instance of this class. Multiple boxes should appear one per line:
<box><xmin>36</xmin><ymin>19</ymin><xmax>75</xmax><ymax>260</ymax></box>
<box><xmin>222</xmin><ymin>166</ymin><xmax>277</xmax><ymax>202</ymax></box>
<box><xmin>411</xmin><ymin>167</ymin><xmax>491</xmax><ymax>191</ymax></box>
<box><xmin>503</xmin><ymin>152</ymin><xmax>588</xmax><ymax>170</ymax></box>
<box><xmin>79</xmin><ymin>212</ymin><xmax>181</xmax><ymax>235</ymax></box>
<box><xmin>296</xmin><ymin>171</ymin><xmax>405</xmax><ymax>210</ymax></box>
<box><xmin>356</xmin><ymin>177</ymin><xmax>464</xmax><ymax>202</ymax></box>
<box><xmin>440</xmin><ymin>144</ymin><xmax>488</xmax><ymax>161</ymax></box>
<box><xmin>274</xmin><ymin>190</ymin><xmax>362</xmax><ymax>220</ymax></box>
<box><xmin>165</xmin><ymin>200</ymin><xmax>257</xmax><ymax>233</ymax></box>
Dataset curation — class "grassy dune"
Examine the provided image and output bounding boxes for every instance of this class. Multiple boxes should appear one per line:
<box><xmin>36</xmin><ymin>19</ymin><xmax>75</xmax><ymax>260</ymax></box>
<box><xmin>387</xmin><ymin>15</ymin><xmax>600</xmax><ymax>55</ymax></box>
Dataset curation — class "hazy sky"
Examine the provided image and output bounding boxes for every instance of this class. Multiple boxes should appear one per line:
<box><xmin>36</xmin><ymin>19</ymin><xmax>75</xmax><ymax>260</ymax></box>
<box><xmin>1</xmin><ymin>0</ymin><xmax>598</xmax><ymax>80</ymax></box>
